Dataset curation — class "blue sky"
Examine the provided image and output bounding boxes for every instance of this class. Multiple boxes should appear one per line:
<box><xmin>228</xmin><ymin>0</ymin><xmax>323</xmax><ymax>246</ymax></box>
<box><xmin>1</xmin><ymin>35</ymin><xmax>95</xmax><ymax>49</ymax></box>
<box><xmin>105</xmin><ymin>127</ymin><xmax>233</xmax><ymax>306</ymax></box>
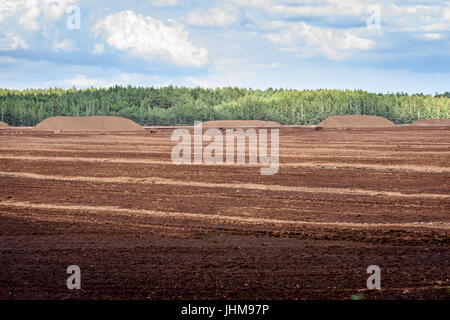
<box><xmin>0</xmin><ymin>0</ymin><xmax>449</xmax><ymax>93</ymax></box>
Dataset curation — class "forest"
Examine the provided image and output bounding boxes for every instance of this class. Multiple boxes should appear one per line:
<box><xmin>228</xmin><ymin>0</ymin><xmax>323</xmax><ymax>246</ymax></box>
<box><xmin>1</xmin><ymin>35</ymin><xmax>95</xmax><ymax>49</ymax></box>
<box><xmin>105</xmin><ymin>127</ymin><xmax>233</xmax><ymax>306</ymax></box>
<box><xmin>0</xmin><ymin>86</ymin><xmax>449</xmax><ymax>126</ymax></box>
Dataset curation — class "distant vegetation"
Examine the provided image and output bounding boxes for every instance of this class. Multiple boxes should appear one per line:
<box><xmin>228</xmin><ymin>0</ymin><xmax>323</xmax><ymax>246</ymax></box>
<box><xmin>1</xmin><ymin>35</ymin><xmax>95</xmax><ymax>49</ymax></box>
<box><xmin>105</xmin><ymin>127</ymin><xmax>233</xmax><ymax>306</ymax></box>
<box><xmin>0</xmin><ymin>86</ymin><xmax>449</xmax><ymax>126</ymax></box>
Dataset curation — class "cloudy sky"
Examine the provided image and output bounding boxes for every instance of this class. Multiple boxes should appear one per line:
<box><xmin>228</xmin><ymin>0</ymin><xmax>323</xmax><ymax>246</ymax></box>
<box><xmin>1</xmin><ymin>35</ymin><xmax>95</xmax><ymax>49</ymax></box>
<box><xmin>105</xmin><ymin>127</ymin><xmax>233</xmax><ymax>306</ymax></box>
<box><xmin>0</xmin><ymin>0</ymin><xmax>449</xmax><ymax>93</ymax></box>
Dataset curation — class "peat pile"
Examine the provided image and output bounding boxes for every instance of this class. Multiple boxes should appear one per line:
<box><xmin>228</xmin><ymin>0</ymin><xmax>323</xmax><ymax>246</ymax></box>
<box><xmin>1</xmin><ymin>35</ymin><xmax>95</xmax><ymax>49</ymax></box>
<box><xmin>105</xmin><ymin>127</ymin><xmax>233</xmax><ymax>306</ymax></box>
<box><xmin>202</xmin><ymin>120</ymin><xmax>281</xmax><ymax>127</ymax></box>
<box><xmin>0</xmin><ymin>121</ymin><xmax>9</xmax><ymax>127</ymax></box>
<box><xmin>318</xmin><ymin>115</ymin><xmax>395</xmax><ymax>128</ymax></box>
<box><xmin>411</xmin><ymin>119</ymin><xmax>450</xmax><ymax>126</ymax></box>
<box><xmin>34</xmin><ymin>116</ymin><xmax>144</xmax><ymax>131</ymax></box>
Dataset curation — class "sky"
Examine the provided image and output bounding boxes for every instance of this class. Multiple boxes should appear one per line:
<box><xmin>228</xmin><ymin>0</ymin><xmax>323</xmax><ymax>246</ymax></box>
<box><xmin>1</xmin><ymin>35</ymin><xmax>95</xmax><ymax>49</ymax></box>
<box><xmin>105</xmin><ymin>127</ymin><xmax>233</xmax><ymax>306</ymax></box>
<box><xmin>0</xmin><ymin>0</ymin><xmax>449</xmax><ymax>93</ymax></box>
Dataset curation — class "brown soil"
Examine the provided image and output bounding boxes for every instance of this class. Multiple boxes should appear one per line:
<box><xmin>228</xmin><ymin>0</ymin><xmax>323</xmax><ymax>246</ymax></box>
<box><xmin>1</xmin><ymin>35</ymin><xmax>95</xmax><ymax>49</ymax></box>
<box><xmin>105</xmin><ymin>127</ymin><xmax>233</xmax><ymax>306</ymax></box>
<box><xmin>411</xmin><ymin>119</ymin><xmax>450</xmax><ymax>126</ymax></box>
<box><xmin>0</xmin><ymin>126</ymin><xmax>449</xmax><ymax>300</ymax></box>
<box><xmin>34</xmin><ymin>116</ymin><xmax>144</xmax><ymax>131</ymax></box>
<box><xmin>0</xmin><ymin>121</ymin><xmax>9</xmax><ymax>127</ymax></box>
<box><xmin>203</xmin><ymin>120</ymin><xmax>281</xmax><ymax>127</ymax></box>
<box><xmin>319</xmin><ymin>115</ymin><xmax>396</xmax><ymax>128</ymax></box>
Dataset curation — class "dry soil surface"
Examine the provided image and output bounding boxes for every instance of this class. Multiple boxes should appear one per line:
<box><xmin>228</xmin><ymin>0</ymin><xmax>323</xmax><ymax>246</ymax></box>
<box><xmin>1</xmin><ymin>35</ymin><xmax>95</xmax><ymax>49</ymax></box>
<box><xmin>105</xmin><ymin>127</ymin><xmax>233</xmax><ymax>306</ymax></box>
<box><xmin>202</xmin><ymin>120</ymin><xmax>281</xmax><ymax>127</ymax></box>
<box><xmin>319</xmin><ymin>115</ymin><xmax>396</xmax><ymax>128</ymax></box>
<box><xmin>34</xmin><ymin>116</ymin><xmax>144</xmax><ymax>132</ymax></box>
<box><xmin>0</xmin><ymin>126</ymin><xmax>448</xmax><ymax>299</ymax></box>
<box><xmin>411</xmin><ymin>119</ymin><xmax>450</xmax><ymax>126</ymax></box>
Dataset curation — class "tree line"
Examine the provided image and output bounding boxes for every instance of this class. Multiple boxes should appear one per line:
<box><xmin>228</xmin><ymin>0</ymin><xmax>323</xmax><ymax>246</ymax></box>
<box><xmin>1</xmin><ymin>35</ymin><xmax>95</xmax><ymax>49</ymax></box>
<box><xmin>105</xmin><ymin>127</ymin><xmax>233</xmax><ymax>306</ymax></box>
<box><xmin>0</xmin><ymin>86</ymin><xmax>448</xmax><ymax>126</ymax></box>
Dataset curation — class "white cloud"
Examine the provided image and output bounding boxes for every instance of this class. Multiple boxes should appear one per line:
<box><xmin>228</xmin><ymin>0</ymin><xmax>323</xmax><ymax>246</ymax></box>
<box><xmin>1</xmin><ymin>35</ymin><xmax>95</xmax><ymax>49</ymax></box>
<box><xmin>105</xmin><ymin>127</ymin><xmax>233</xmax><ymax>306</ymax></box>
<box><xmin>54</xmin><ymin>74</ymin><xmax>114</xmax><ymax>88</ymax></box>
<box><xmin>226</xmin><ymin>0</ymin><xmax>378</xmax><ymax>59</ymax></box>
<box><xmin>93</xmin><ymin>10</ymin><xmax>209</xmax><ymax>67</ymax></box>
<box><xmin>385</xmin><ymin>3</ymin><xmax>450</xmax><ymax>34</ymax></box>
<box><xmin>0</xmin><ymin>0</ymin><xmax>79</xmax><ymax>31</ymax></box>
<box><xmin>0</xmin><ymin>32</ymin><xmax>29</xmax><ymax>50</ymax></box>
<box><xmin>0</xmin><ymin>0</ymin><xmax>23</xmax><ymax>21</ymax></box>
<box><xmin>70</xmin><ymin>74</ymin><xmax>110</xmax><ymax>87</ymax></box>
<box><xmin>422</xmin><ymin>33</ymin><xmax>442</xmax><ymax>40</ymax></box>
<box><xmin>180</xmin><ymin>55</ymin><xmax>280</xmax><ymax>88</ymax></box>
<box><xmin>92</xmin><ymin>43</ymin><xmax>104</xmax><ymax>55</ymax></box>
<box><xmin>258</xmin><ymin>61</ymin><xmax>279</xmax><ymax>69</ymax></box>
<box><xmin>52</xmin><ymin>38</ymin><xmax>77</xmax><ymax>53</ymax></box>
<box><xmin>48</xmin><ymin>72</ymin><xmax>167</xmax><ymax>89</ymax></box>
<box><xmin>227</xmin><ymin>0</ymin><xmax>367</xmax><ymax>17</ymax></box>
<box><xmin>152</xmin><ymin>0</ymin><xmax>179</xmax><ymax>7</ymax></box>
<box><xmin>267</xmin><ymin>22</ymin><xmax>374</xmax><ymax>59</ymax></box>
<box><xmin>188</xmin><ymin>5</ymin><xmax>238</xmax><ymax>27</ymax></box>
<box><xmin>231</xmin><ymin>0</ymin><xmax>450</xmax><ymax>42</ymax></box>
<box><xmin>214</xmin><ymin>57</ymin><xmax>279</xmax><ymax>71</ymax></box>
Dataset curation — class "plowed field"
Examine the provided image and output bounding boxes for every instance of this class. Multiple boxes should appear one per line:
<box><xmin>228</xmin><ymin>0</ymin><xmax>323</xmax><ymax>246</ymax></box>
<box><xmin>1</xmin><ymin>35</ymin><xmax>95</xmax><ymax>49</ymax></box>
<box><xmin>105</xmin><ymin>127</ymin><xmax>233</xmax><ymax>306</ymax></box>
<box><xmin>0</xmin><ymin>126</ymin><xmax>449</xmax><ymax>299</ymax></box>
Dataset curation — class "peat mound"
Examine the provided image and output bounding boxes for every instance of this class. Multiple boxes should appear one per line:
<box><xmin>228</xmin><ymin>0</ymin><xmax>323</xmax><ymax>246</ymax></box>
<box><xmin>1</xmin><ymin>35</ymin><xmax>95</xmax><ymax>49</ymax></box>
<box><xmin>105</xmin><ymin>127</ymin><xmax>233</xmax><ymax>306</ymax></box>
<box><xmin>411</xmin><ymin>119</ymin><xmax>450</xmax><ymax>126</ymax></box>
<box><xmin>318</xmin><ymin>115</ymin><xmax>395</xmax><ymax>128</ymax></box>
<box><xmin>34</xmin><ymin>116</ymin><xmax>144</xmax><ymax>131</ymax></box>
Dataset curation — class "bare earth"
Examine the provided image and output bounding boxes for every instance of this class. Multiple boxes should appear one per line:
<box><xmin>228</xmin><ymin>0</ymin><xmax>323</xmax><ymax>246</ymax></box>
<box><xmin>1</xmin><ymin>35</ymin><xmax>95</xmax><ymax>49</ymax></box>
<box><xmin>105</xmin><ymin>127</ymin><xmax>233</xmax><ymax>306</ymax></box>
<box><xmin>34</xmin><ymin>116</ymin><xmax>144</xmax><ymax>132</ymax></box>
<box><xmin>202</xmin><ymin>120</ymin><xmax>281</xmax><ymax>127</ymax></box>
<box><xmin>411</xmin><ymin>119</ymin><xmax>450</xmax><ymax>126</ymax></box>
<box><xmin>319</xmin><ymin>115</ymin><xmax>396</xmax><ymax>128</ymax></box>
<box><xmin>0</xmin><ymin>126</ymin><xmax>449</xmax><ymax>300</ymax></box>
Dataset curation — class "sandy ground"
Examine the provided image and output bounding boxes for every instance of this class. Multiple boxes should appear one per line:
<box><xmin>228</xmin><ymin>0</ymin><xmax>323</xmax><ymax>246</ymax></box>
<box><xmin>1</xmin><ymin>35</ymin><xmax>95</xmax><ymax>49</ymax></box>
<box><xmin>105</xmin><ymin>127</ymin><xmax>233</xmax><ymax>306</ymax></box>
<box><xmin>0</xmin><ymin>126</ymin><xmax>449</xmax><ymax>299</ymax></box>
